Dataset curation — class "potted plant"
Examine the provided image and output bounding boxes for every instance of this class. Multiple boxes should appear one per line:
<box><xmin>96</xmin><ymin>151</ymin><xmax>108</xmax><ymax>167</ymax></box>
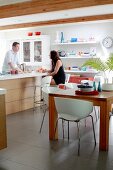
<box><xmin>82</xmin><ymin>53</ymin><xmax>113</xmax><ymax>91</ymax></box>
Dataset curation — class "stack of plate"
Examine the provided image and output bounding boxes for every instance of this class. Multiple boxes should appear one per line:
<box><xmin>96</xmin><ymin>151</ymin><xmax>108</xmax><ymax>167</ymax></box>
<box><xmin>77</xmin><ymin>84</ymin><xmax>94</xmax><ymax>92</ymax></box>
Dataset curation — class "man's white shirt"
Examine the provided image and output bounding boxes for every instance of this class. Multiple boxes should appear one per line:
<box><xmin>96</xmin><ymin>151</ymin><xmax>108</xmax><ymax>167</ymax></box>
<box><xmin>2</xmin><ymin>50</ymin><xmax>19</xmax><ymax>73</ymax></box>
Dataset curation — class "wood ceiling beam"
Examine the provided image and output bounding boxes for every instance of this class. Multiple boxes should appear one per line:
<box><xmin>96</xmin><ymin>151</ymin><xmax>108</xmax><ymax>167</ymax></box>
<box><xmin>0</xmin><ymin>13</ymin><xmax>113</xmax><ymax>30</ymax></box>
<box><xmin>0</xmin><ymin>0</ymin><xmax>113</xmax><ymax>19</ymax></box>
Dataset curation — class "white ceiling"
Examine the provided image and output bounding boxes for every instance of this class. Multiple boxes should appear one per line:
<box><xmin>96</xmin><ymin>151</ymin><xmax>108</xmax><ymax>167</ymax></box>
<box><xmin>0</xmin><ymin>0</ymin><xmax>30</xmax><ymax>6</ymax></box>
<box><xmin>0</xmin><ymin>4</ymin><xmax>113</xmax><ymax>26</ymax></box>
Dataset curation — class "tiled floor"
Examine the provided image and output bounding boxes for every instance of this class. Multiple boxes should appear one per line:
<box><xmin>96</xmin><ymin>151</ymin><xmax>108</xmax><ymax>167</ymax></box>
<box><xmin>0</xmin><ymin>107</ymin><xmax>113</xmax><ymax>170</ymax></box>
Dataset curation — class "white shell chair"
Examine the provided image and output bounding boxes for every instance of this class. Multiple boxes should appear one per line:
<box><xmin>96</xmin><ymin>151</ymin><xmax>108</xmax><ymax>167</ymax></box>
<box><xmin>33</xmin><ymin>76</ymin><xmax>52</xmax><ymax>110</ymax></box>
<box><xmin>54</xmin><ymin>97</ymin><xmax>96</xmax><ymax>155</ymax></box>
<box><xmin>65</xmin><ymin>81</ymin><xmax>99</xmax><ymax>122</ymax></box>
<box><xmin>39</xmin><ymin>86</ymin><xmax>59</xmax><ymax>133</ymax></box>
<box><xmin>81</xmin><ymin>80</ymin><xmax>99</xmax><ymax>121</ymax></box>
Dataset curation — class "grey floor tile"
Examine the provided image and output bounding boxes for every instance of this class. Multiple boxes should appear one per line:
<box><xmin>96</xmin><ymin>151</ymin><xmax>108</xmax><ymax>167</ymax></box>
<box><xmin>0</xmin><ymin>140</ymin><xmax>34</xmax><ymax>159</ymax></box>
<box><xmin>0</xmin><ymin>159</ymin><xmax>38</xmax><ymax>170</ymax></box>
<box><xmin>0</xmin><ymin>107</ymin><xmax>113</xmax><ymax>170</ymax></box>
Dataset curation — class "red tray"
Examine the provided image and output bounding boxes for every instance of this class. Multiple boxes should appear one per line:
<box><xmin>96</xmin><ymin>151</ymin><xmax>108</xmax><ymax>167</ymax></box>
<box><xmin>75</xmin><ymin>90</ymin><xmax>99</xmax><ymax>95</ymax></box>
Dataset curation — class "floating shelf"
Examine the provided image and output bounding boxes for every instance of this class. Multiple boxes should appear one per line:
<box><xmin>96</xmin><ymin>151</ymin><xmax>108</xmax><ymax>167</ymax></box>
<box><xmin>60</xmin><ymin>56</ymin><xmax>98</xmax><ymax>59</ymax></box>
<box><xmin>53</xmin><ymin>41</ymin><xmax>99</xmax><ymax>45</ymax></box>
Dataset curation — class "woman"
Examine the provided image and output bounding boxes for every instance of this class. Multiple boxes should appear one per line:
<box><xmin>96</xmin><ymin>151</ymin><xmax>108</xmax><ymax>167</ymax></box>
<box><xmin>48</xmin><ymin>50</ymin><xmax>65</xmax><ymax>85</ymax></box>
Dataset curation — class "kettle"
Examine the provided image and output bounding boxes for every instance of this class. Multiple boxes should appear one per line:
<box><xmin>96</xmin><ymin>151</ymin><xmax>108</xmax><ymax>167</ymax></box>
<box><xmin>20</xmin><ymin>63</ymin><xmax>26</xmax><ymax>71</ymax></box>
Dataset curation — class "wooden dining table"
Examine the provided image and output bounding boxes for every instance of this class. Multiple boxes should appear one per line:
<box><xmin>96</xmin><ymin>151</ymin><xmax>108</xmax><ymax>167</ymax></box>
<box><xmin>49</xmin><ymin>88</ymin><xmax>113</xmax><ymax>151</ymax></box>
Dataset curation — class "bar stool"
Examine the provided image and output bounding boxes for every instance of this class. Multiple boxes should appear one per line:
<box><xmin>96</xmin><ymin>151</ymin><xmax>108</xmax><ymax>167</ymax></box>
<box><xmin>39</xmin><ymin>86</ymin><xmax>58</xmax><ymax>133</ymax></box>
<box><xmin>33</xmin><ymin>76</ymin><xmax>52</xmax><ymax>110</ymax></box>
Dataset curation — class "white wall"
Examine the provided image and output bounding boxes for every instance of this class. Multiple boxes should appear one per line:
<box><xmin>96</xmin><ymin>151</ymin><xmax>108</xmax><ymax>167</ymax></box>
<box><xmin>0</xmin><ymin>32</ymin><xmax>7</xmax><ymax>72</ymax></box>
<box><xmin>1</xmin><ymin>21</ymin><xmax>113</xmax><ymax>70</ymax></box>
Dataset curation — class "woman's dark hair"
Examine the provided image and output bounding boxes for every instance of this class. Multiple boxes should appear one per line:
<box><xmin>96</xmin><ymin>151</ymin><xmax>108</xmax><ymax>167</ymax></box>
<box><xmin>12</xmin><ymin>42</ymin><xmax>20</xmax><ymax>47</ymax></box>
<box><xmin>50</xmin><ymin>50</ymin><xmax>60</xmax><ymax>63</ymax></box>
<box><xmin>50</xmin><ymin>50</ymin><xmax>61</xmax><ymax>71</ymax></box>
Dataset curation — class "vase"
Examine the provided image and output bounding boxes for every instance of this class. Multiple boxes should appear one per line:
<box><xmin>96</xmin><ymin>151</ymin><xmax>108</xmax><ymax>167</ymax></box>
<box><xmin>60</xmin><ymin>32</ymin><xmax>64</xmax><ymax>43</ymax></box>
<box><xmin>55</xmin><ymin>31</ymin><xmax>60</xmax><ymax>43</ymax></box>
<box><xmin>102</xmin><ymin>83</ymin><xmax>113</xmax><ymax>91</ymax></box>
<box><xmin>102</xmin><ymin>76</ymin><xmax>113</xmax><ymax>91</ymax></box>
<box><xmin>97</xmin><ymin>81</ymin><xmax>102</xmax><ymax>92</ymax></box>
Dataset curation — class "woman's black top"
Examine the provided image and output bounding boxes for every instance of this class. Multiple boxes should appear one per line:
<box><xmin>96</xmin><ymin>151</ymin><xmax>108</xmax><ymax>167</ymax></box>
<box><xmin>53</xmin><ymin>64</ymin><xmax>65</xmax><ymax>85</ymax></box>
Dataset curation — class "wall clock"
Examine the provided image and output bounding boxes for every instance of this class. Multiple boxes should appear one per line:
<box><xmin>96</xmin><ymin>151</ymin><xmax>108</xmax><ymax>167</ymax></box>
<box><xmin>102</xmin><ymin>37</ymin><xmax>113</xmax><ymax>48</ymax></box>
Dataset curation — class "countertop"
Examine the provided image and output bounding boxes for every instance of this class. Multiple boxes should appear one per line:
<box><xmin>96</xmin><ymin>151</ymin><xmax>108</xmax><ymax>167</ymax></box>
<box><xmin>0</xmin><ymin>70</ymin><xmax>99</xmax><ymax>81</ymax></box>
<box><xmin>0</xmin><ymin>72</ymin><xmax>47</xmax><ymax>80</ymax></box>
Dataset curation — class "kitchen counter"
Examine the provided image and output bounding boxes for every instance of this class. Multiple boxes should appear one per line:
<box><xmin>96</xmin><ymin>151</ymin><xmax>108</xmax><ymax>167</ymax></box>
<box><xmin>0</xmin><ymin>71</ymin><xmax>98</xmax><ymax>80</ymax></box>
<box><xmin>0</xmin><ymin>72</ymin><xmax>47</xmax><ymax>80</ymax></box>
<box><xmin>0</xmin><ymin>72</ymin><xmax>47</xmax><ymax>115</ymax></box>
<box><xmin>0</xmin><ymin>88</ymin><xmax>7</xmax><ymax>95</ymax></box>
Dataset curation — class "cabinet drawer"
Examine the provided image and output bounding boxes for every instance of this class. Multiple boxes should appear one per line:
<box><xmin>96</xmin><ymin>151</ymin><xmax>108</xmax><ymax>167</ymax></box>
<box><xmin>5</xmin><ymin>89</ymin><xmax>21</xmax><ymax>102</ymax></box>
<box><xmin>0</xmin><ymin>79</ymin><xmax>21</xmax><ymax>90</ymax></box>
<box><xmin>21</xmin><ymin>98</ymin><xmax>33</xmax><ymax>110</ymax></box>
<box><xmin>6</xmin><ymin>101</ymin><xmax>21</xmax><ymax>115</ymax></box>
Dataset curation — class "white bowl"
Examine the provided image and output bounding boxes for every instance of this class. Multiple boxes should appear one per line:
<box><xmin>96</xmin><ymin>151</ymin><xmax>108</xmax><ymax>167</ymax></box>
<box><xmin>102</xmin><ymin>83</ymin><xmax>113</xmax><ymax>91</ymax></box>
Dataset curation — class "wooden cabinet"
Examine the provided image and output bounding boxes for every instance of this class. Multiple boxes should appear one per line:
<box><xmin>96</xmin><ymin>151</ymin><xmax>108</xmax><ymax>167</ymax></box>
<box><xmin>0</xmin><ymin>95</ymin><xmax>7</xmax><ymax>149</ymax></box>
<box><xmin>0</xmin><ymin>77</ymin><xmax>41</xmax><ymax>115</ymax></box>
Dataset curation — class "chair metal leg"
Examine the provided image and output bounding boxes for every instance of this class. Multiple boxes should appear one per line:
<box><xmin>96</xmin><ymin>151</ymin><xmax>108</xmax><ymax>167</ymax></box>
<box><xmin>39</xmin><ymin>109</ymin><xmax>46</xmax><ymax>133</ymax></box>
<box><xmin>68</xmin><ymin>121</ymin><xmax>69</xmax><ymax>140</ymax></box>
<box><xmin>76</xmin><ymin>121</ymin><xmax>80</xmax><ymax>156</ymax></box>
<box><xmin>33</xmin><ymin>85</ymin><xmax>37</xmax><ymax>111</ymax></box>
<box><xmin>40</xmin><ymin>86</ymin><xmax>43</xmax><ymax>101</ymax></box>
<box><xmin>89</xmin><ymin>115</ymin><xmax>96</xmax><ymax>146</ymax></box>
<box><xmin>85</xmin><ymin>119</ymin><xmax>87</xmax><ymax>127</ymax></box>
<box><xmin>62</xmin><ymin>119</ymin><xmax>64</xmax><ymax>139</ymax></box>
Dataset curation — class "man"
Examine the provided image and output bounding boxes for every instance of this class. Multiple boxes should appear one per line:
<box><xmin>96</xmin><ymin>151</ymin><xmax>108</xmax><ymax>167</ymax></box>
<box><xmin>2</xmin><ymin>42</ymin><xmax>22</xmax><ymax>73</ymax></box>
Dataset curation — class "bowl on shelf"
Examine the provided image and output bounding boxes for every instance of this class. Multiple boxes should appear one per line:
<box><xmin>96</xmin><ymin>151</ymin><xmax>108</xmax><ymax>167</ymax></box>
<box><xmin>28</xmin><ymin>32</ymin><xmax>33</xmax><ymax>36</ymax></box>
<box><xmin>35</xmin><ymin>32</ymin><xmax>41</xmax><ymax>35</ymax></box>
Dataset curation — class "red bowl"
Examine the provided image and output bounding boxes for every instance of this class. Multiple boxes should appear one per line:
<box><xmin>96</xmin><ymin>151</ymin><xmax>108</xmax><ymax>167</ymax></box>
<box><xmin>28</xmin><ymin>32</ymin><xmax>33</xmax><ymax>36</ymax></box>
<box><xmin>35</xmin><ymin>32</ymin><xmax>41</xmax><ymax>35</ymax></box>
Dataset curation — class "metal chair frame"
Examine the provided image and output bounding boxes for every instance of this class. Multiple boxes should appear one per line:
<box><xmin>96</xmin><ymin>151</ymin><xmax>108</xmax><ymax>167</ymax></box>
<box><xmin>54</xmin><ymin>97</ymin><xmax>96</xmax><ymax>156</ymax></box>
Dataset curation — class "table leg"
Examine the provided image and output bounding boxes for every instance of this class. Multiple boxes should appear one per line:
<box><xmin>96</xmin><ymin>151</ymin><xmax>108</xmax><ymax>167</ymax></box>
<box><xmin>49</xmin><ymin>95</ymin><xmax>58</xmax><ymax>140</ymax></box>
<box><xmin>99</xmin><ymin>100</ymin><xmax>110</xmax><ymax>151</ymax></box>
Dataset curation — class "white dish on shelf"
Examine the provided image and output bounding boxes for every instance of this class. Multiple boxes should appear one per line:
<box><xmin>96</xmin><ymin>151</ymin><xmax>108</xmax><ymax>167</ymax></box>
<box><xmin>71</xmin><ymin>68</ymin><xmax>79</xmax><ymax>71</ymax></box>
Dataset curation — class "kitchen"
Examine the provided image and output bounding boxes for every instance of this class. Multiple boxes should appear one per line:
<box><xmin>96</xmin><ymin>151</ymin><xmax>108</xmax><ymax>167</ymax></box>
<box><xmin>0</xmin><ymin>1</ymin><xmax>113</xmax><ymax>169</ymax></box>
<box><xmin>0</xmin><ymin>20</ymin><xmax>113</xmax><ymax>113</ymax></box>
<box><xmin>0</xmin><ymin>2</ymin><xmax>113</xmax><ymax>115</ymax></box>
